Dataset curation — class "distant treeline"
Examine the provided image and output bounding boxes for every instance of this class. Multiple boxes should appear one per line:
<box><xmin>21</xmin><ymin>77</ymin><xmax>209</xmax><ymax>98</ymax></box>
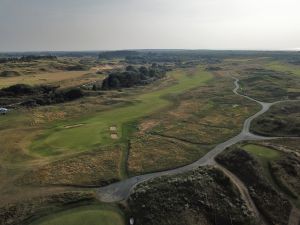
<box><xmin>98</xmin><ymin>50</ymin><xmax>300</xmax><ymax>65</ymax></box>
<box><xmin>98</xmin><ymin>50</ymin><xmax>139</xmax><ymax>60</ymax></box>
<box><xmin>98</xmin><ymin>50</ymin><xmax>222</xmax><ymax>64</ymax></box>
<box><xmin>100</xmin><ymin>64</ymin><xmax>168</xmax><ymax>90</ymax></box>
<box><xmin>0</xmin><ymin>55</ymin><xmax>57</xmax><ymax>64</ymax></box>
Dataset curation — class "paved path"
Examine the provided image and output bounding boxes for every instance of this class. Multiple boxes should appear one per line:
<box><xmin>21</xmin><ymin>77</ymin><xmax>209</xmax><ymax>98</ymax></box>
<box><xmin>97</xmin><ymin>78</ymin><xmax>295</xmax><ymax>203</ymax></box>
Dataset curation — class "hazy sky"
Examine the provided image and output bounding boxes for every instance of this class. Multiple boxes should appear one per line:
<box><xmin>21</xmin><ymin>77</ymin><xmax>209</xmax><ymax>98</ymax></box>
<box><xmin>0</xmin><ymin>0</ymin><xmax>299</xmax><ymax>52</ymax></box>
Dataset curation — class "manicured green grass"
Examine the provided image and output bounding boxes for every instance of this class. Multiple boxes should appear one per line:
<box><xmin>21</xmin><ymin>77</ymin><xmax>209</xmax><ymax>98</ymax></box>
<box><xmin>30</xmin><ymin>68</ymin><xmax>213</xmax><ymax>156</ymax></box>
<box><xmin>242</xmin><ymin>144</ymin><xmax>282</xmax><ymax>183</ymax></box>
<box><xmin>30</xmin><ymin>205</ymin><xmax>125</xmax><ymax>225</ymax></box>
<box><xmin>243</xmin><ymin>144</ymin><xmax>281</xmax><ymax>160</ymax></box>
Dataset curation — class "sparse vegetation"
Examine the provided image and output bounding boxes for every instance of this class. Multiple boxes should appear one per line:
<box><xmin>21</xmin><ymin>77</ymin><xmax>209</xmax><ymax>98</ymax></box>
<box><xmin>0</xmin><ymin>52</ymin><xmax>299</xmax><ymax>225</ymax></box>
<box><xmin>18</xmin><ymin>146</ymin><xmax>122</xmax><ymax>186</ymax></box>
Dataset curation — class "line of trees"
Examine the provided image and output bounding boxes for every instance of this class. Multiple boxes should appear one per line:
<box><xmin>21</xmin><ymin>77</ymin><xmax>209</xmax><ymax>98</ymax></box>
<box><xmin>100</xmin><ymin>64</ymin><xmax>167</xmax><ymax>90</ymax></box>
<box><xmin>0</xmin><ymin>55</ymin><xmax>57</xmax><ymax>64</ymax></box>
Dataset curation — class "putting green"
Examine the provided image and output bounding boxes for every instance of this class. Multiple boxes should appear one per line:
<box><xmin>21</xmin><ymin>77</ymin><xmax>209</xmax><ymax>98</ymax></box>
<box><xmin>30</xmin><ymin>68</ymin><xmax>212</xmax><ymax>155</ymax></box>
<box><xmin>31</xmin><ymin>206</ymin><xmax>124</xmax><ymax>225</ymax></box>
<box><xmin>243</xmin><ymin>144</ymin><xmax>281</xmax><ymax>160</ymax></box>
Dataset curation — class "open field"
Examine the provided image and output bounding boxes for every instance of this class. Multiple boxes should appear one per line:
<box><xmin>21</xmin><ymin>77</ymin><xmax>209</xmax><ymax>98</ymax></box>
<box><xmin>30</xmin><ymin>67</ymin><xmax>213</xmax><ymax>156</ymax></box>
<box><xmin>18</xmin><ymin>146</ymin><xmax>123</xmax><ymax>186</ymax></box>
<box><xmin>128</xmin><ymin>134</ymin><xmax>211</xmax><ymax>176</ymax></box>
<box><xmin>1</xmin><ymin>52</ymin><xmax>300</xmax><ymax>225</ymax></box>
<box><xmin>30</xmin><ymin>205</ymin><xmax>124</xmax><ymax>225</ymax></box>
<box><xmin>127</xmin><ymin>76</ymin><xmax>259</xmax><ymax>175</ymax></box>
<box><xmin>0</xmin><ymin>71</ymin><xmax>96</xmax><ymax>88</ymax></box>
<box><xmin>238</xmin><ymin>68</ymin><xmax>300</xmax><ymax>102</ymax></box>
<box><xmin>267</xmin><ymin>61</ymin><xmax>300</xmax><ymax>77</ymax></box>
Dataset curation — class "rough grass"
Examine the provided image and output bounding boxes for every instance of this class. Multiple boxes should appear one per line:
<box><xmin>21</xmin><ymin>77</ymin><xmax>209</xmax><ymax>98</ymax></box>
<box><xmin>18</xmin><ymin>146</ymin><xmax>123</xmax><ymax>186</ymax></box>
<box><xmin>0</xmin><ymin>71</ymin><xmax>92</xmax><ymax>88</ymax></box>
<box><xmin>30</xmin><ymin>68</ymin><xmax>213</xmax><ymax>156</ymax></box>
<box><xmin>251</xmin><ymin>101</ymin><xmax>300</xmax><ymax>137</ymax></box>
<box><xmin>30</xmin><ymin>205</ymin><xmax>125</xmax><ymax>225</ymax></box>
<box><xmin>128</xmin><ymin>134</ymin><xmax>210</xmax><ymax>176</ymax></box>
<box><xmin>148</xmin><ymin>77</ymin><xmax>259</xmax><ymax>145</ymax></box>
<box><xmin>127</xmin><ymin>77</ymin><xmax>259</xmax><ymax>175</ymax></box>
<box><xmin>266</xmin><ymin>138</ymin><xmax>300</xmax><ymax>154</ymax></box>
<box><xmin>267</xmin><ymin>61</ymin><xmax>300</xmax><ymax>77</ymax></box>
<box><xmin>238</xmin><ymin>67</ymin><xmax>300</xmax><ymax>102</ymax></box>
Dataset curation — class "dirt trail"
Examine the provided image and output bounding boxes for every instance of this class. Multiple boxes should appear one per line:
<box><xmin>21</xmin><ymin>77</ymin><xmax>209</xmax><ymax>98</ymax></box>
<box><xmin>214</xmin><ymin>163</ymin><xmax>269</xmax><ymax>225</ymax></box>
<box><xmin>288</xmin><ymin>207</ymin><xmax>300</xmax><ymax>225</ymax></box>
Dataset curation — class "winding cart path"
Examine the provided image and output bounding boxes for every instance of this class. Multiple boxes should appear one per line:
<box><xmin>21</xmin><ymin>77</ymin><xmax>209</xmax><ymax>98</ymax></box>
<box><xmin>97</xmin><ymin>78</ymin><xmax>297</xmax><ymax>221</ymax></box>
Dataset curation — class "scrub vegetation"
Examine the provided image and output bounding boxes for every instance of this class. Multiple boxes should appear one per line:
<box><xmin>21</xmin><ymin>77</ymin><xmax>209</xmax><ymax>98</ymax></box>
<box><xmin>0</xmin><ymin>50</ymin><xmax>300</xmax><ymax>225</ymax></box>
<box><xmin>251</xmin><ymin>101</ymin><xmax>300</xmax><ymax>137</ymax></box>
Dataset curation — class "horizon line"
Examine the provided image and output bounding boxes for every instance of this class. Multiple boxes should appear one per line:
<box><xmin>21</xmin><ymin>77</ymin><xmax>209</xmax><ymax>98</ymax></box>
<box><xmin>0</xmin><ymin>48</ymin><xmax>299</xmax><ymax>54</ymax></box>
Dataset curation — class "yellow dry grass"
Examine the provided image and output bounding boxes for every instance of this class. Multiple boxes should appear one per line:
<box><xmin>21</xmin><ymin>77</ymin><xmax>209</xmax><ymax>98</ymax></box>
<box><xmin>138</xmin><ymin>119</ymin><xmax>160</xmax><ymax>134</ymax></box>
<box><xmin>0</xmin><ymin>71</ymin><xmax>91</xmax><ymax>88</ymax></box>
<box><xmin>19</xmin><ymin>147</ymin><xmax>123</xmax><ymax>186</ymax></box>
<box><xmin>128</xmin><ymin>135</ymin><xmax>206</xmax><ymax>175</ymax></box>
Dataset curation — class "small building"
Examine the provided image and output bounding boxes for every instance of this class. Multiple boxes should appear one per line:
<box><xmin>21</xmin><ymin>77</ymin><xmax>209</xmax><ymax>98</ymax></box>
<box><xmin>0</xmin><ymin>108</ymin><xmax>8</xmax><ymax>115</ymax></box>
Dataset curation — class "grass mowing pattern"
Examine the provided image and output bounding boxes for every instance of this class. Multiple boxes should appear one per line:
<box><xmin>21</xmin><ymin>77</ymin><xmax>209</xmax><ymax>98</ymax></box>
<box><xmin>30</xmin><ymin>205</ymin><xmax>124</xmax><ymax>225</ymax></box>
<box><xmin>30</xmin><ymin>68</ymin><xmax>212</xmax><ymax>156</ymax></box>
<box><xmin>243</xmin><ymin>144</ymin><xmax>281</xmax><ymax>160</ymax></box>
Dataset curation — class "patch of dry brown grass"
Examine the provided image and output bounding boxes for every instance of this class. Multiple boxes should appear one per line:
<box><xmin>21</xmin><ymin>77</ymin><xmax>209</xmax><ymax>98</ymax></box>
<box><xmin>150</xmin><ymin>79</ymin><xmax>258</xmax><ymax>145</ymax></box>
<box><xmin>0</xmin><ymin>71</ymin><xmax>90</xmax><ymax>88</ymax></box>
<box><xmin>18</xmin><ymin>147</ymin><xmax>123</xmax><ymax>186</ymax></box>
<box><xmin>138</xmin><ymin>119</ymin><xmax>160</xmax><ymax>134</ymax></box>
<box><xmin>128</xmin><ymin>134</ymin><xmax>208</xmax><ymax>176</ymax></box>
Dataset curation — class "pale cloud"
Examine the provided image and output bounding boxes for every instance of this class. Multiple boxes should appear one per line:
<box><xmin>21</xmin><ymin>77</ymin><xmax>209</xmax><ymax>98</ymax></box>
<box><xmin>0</xmin><ymin>0</ymin><xmax>299</xmax><ymax>51</ymax></box>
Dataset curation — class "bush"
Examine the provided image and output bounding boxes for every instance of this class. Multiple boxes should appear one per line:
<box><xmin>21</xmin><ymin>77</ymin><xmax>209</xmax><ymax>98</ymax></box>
<box><xmin>102</xmin><ymin>65</ymin><xmax>167</xmax><ymax>90</ymax></box>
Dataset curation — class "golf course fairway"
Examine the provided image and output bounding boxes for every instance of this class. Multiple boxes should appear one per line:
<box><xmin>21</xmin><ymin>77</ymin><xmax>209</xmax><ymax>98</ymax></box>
<box><xmin>30</xmin><ymin>205</ymin><xmax>124</xmax><ymax>225</ymax></box>
<box><xmin>31</xmin><ymin>67</ymin><xmax>213</xmax><ymax>155</ymax></box>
